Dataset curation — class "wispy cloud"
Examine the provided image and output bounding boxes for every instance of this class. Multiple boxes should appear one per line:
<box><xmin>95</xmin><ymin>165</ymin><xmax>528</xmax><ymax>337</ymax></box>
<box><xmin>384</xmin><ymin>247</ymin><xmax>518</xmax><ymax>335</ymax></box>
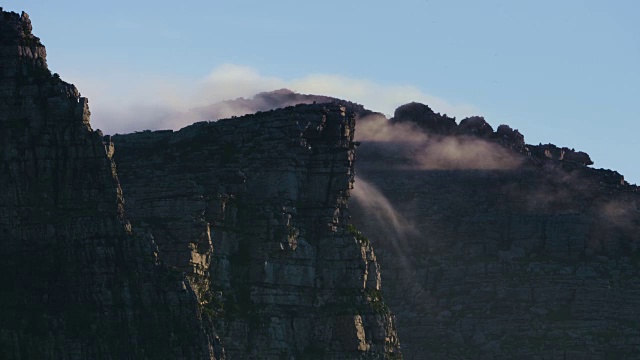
<box><xmin>63</xmin><ymin>64</ymin><xmax>479</xmax><ymax>135</ymax></box>
<box><xmin>356</xmin><ymin>114</ymin><xmax>522</xmax><ymax>170</ymax></box>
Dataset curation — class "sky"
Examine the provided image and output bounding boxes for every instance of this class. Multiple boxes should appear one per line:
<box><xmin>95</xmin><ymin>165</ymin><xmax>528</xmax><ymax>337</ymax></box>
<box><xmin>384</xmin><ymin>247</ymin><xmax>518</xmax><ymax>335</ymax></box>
<box><xmin>3</xmin><ymin>0</ymin><xmax>639</xmax><ymax>184</ymax></box>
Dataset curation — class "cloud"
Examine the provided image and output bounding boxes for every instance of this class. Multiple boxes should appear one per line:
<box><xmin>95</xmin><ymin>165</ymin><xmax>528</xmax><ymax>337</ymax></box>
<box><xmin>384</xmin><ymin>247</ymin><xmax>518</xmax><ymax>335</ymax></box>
<box><xmin>355</xmin><ymin>114</ymin><xmax>522</xmax><ymax>171</ymax></box>
<box><xmin>350</xmin><ymin>176</ymin><xmax>418</xmax><ymax>270</ymax></box>
<box><xmin>413</xmin><ymin>136</ymin><xmax>523</xmax><ymax>170</ymax></box>
<box><xmin>288</xmin><ymin>74</ymin><xmax>478</xmax><ymax>119</ymax></box>
<box><xmin>61</xmin><ymin>64</ymin><xmax>479</xmax><ymax>135</ymax></box>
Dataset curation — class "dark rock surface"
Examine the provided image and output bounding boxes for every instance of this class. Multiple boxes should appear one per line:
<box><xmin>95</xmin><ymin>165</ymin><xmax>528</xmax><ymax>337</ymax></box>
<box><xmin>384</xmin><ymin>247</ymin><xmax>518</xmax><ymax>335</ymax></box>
<box><xmin>390</xmin><ymin>102</ymin><xmax>457</xmax><ymax>135</ymax></box>
<box><xmin>0</xmin><ymin>9</ymin><xmax>222</xmax><ymax>359</ymax></box>
<box><xmin>351</xmin><ymin>103</ymin><xmax>640</xmax><ymax>359</ymax></box>
<box><xmin>5</xmin><ymin>8</ymin><xmax>639</xmax><ymax>359</ymax></box>
<box><xmin>387</xmin><ymin>102</ymin><xmax>593</xmax><ymax>166</ymax></box>
<box><xmin>1</xmin><ymin>10</ymin><xmax>400</xmax><ymax>360</ymax></box>
<box><xmin>113</xmin><ymin>104</ymin><xmax>401</xmax><ymax>359</ymax></box>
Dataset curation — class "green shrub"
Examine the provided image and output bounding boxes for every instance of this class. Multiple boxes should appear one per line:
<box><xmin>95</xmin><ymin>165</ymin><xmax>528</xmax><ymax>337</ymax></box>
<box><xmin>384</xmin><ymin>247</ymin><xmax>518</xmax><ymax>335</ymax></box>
<box><xmin>346</xmin><ymin>224</ymin><xmax>370</xmax><ymax>246</ymax></box>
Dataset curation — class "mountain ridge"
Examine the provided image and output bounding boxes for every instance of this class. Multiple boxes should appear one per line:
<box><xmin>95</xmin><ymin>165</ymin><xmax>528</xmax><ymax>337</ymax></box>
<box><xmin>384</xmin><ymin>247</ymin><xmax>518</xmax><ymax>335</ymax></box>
<box><xmin>3</xmin><ymin>8</ymin><xmax>640</xmax><ymax>360</ymax></box>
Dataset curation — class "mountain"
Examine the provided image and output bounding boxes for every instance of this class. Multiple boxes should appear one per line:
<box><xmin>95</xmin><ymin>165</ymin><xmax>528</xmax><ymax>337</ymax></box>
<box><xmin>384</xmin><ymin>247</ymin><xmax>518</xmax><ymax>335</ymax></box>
<box><xmin>350</xmin><ymin>102</ymin><xmax>640</xmax><ymax>359</ymax></box>
<box><xmin>4</xmin><ymin>7</ymin><xmax>640</xmax><ymax>360</ymax></box>
<box><xmin>188</xmin><ymin>88</ymin><xmax>374</xmax><ymax>122</ymax></box>
<box><xmin>0</xmin><ymin>9</ymin><xmax>399</xmax><ymax>360</ymax></box>
<box><xmin>112</xmin><ymin>104</ymin><xmax>400</xmax><ymax>359</ymax></box>
<box><xmin>185</xmin><ymin>89</ymin><xmax>640</xmax><ymax>359</ymax></box>
<box><xmin>0</xmin><ymin>9</ymin><xmax>222</xmax><ymax>359</ymax></box>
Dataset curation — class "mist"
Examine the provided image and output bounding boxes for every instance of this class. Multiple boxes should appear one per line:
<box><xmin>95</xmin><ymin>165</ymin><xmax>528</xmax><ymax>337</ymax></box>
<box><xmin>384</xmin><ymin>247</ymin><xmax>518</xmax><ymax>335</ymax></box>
<box><xmin>350</xmin><ymin>177</ymin><xmax>418</xmax><ymax>271</ymax></box>
<box><xmin>355</xmin><ymin>114</ymin><xmax>522</xmax><ymax>171</ymax></box>
<box><xmin>63</xmin><ymin>64</ymin><xmax>477</xmax><ymax>135</ymax></box>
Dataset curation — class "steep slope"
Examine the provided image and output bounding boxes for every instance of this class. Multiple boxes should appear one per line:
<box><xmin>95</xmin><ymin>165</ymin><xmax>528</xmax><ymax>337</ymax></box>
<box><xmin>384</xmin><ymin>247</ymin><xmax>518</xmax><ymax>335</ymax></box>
<box><xmin>0</xmin><ymin>9</ymin><xmax>222</xmax><ymax>359</ymax></box>
<box><xmin>351</xmin><ymin>103</ymin><xmax>640</xmax><ymax>359</ymax></box>
<box><xmin>112</xmin><ymin>104</ymin><xmax>401</xmax><ymax>359</ymax></box>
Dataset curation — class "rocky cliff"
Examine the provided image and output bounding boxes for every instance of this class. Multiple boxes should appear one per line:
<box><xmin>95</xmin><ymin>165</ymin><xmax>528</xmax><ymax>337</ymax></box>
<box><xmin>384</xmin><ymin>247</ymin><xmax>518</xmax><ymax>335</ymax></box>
<box><xmin>112</xmin><ymin>104</ymin><xmax>400</xmax><ymax>359</ymax></box>
<box><xmin>0</xmin><ymin>9</ymin><xmax>222</xmax><ymax>359</ymax></box>
<box><xmin>6</xmin><ymin>7</ymin><xmax>639</xmax><ymax>359</ymax></box>
<box><xmin>351</xmin><ymin>104</ymin><xmax>640</xmax><ymax>359</ymax></box>
<box><xmin>0</xmin><ymin>9</ymin><xmax>400</xmax><ymax>360</ymax></box>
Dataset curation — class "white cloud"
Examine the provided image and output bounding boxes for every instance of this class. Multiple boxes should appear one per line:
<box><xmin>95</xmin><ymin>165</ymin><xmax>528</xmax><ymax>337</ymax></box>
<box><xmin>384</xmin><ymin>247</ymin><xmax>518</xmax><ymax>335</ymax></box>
<box><xmin>63</xmin><ymin>64</ymin><xmax>480</xmax><ymax>135</ymax></box>
<box><xmin>289</xmin><ymin>74</ymin><xmax>478</xmax><ymax>119</ymax></box>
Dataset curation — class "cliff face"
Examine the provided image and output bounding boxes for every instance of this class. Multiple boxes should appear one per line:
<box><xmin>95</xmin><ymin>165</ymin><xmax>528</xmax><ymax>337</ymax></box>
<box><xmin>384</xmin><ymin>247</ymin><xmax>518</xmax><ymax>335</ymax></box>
<box><xmin>112</xmin><ymin>104</ymin><xmax>400</xmax><ymax>359</ymax></box>
<box><xmin>1</xmin><ymin>10</ymin><xmax>400</xmax><ymax>359</ymax></box>
<box><xmin>351</xmin><ymin>106</ymin><xmax>640</xmax><ymax>359</ymax></box>
<box><xmin>0</xmin><ymin>9</ymin><xmax>222</xmax><ymax>359</ymax></box>
<box><xmin>8</xmin><ymin>8</ymin><xmax>639</xmax><ymax>359</ymax></box>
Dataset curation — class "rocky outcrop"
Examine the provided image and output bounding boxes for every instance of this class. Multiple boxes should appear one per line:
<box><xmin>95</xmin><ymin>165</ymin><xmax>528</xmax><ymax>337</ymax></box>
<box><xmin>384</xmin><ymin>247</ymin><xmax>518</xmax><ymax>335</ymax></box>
<box><xmin>529</xmin><ymin>143</ymin><xmax>594</xmax><ymax>166</ymax></box>
<box><xmin>8</xmin><ymin>10</ymin><xmax>636</xmax><ymax>359</ymax></box>
<box><xmin>351</xmin><ymin>103</ymin><xmax>640</xmax><ymax>359</ymax></box>
<box><xmin>1</xmin><ymin>10</ymin><xmax>400</xmax><ymax>359</ymax></box>
<box><xmin>113</xmin><ymin>104</ymin><xmax>400</xmax><ymax>359</ymax></box>
<box><xmin>0</xmin><ymin>9</ymin><xmax>223</xmax><ymax>359</ymax></box>
<box><xmin>189</xmin><ymin>88</ymin><xmax>375</xmax><ymax>123</ymax></box>
<box><xmin>495</xmin><ymin>124</ymin><xmax>525</xmax><ymax>148</ymax></box>
<box><xmin>389</xmin><ymin>101</ymin><xmax>594</xmax><ymax>166</ymax></box>
<box><xmin>390</xmin><ymin>102</ymin><xmax>457</xmax><ymax>135</ymax></box>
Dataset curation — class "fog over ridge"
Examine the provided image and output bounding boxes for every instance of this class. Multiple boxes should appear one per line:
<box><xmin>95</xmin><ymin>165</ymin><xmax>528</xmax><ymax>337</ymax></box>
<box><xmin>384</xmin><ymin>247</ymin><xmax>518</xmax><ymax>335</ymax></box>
<box><xmin>64</xmin><ymin>64</ymin><xmax>477</xmax><ymax>135</ymax></box>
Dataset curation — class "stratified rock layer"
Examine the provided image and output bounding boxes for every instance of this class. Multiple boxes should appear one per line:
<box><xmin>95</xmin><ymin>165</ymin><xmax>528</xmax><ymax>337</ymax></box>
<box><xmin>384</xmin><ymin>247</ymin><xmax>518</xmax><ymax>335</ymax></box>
<box><xmin>113</xmin><ymin>104</ymin><xmax>401</xmax><ymax>359</ymax></box>
<box><xmin>352</xmin><ymin>107</ymin><xmax>640</xmax><ymax>359</ymax></box>
<box><xmin>0</xmin><ymin>9</ymin><xmax>221</xmax><ymax>359</ymax></box>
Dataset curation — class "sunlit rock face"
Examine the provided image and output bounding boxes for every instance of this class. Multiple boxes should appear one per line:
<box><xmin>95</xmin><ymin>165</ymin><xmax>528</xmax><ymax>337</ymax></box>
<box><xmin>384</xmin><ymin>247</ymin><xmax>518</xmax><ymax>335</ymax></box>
<box><xmin>0</xmin><ymin>9</ymin><xmax>222</xmax><ymax>359</ymax></box>
<box><xmin>113</xmin><ymin>103</ymin><xmax>401</xmax><ymax>359</ymax></box>
<box><xmin>350</xmin><ymin>104</ymin><xmax>640</xmax><ymax>360</ymax></box>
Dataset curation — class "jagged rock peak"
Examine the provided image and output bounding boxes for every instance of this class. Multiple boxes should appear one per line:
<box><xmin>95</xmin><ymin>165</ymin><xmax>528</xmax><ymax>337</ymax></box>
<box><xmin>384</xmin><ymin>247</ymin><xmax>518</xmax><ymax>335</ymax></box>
<box><xmin>0</xmin><ymin>9</ymin><xmax>223</xmax><ymax>359</ymax></box>
<box><xmin>391</xmin><ymin>101</ymin><xmax>457</xmax><ymax>134</ymax></box>
<box><xmin>0</xmin><ymin>8</ymin><xmax>89</xmax><ymax>131</ymax></box>
<box><xmin>458</xmin><ymin>116</ymin><xmax>494</xmax><ymax>137</ymax></box>
<box><xmin>0</xmin><ymin>9</ymin><xmax>47</xmax><ymax>67</ymax></box>
<box><xmin>496</xmin><ymin>124</ymin><xmax>525</xmax><ymax>147</ymax></box>
<box><xmin>529</xmin><ymin>143</ymin><xmax>594</xmax><ymax>166</ymax></box>
<box><xmin>113</xmin><ymin>102</ymin><xmax>402</xmax><ymax>359</ymax></box>
<box><xmin>391</xmin><ymin>101</ymin><xmax>595</xmax><ymax>166</ymax></box>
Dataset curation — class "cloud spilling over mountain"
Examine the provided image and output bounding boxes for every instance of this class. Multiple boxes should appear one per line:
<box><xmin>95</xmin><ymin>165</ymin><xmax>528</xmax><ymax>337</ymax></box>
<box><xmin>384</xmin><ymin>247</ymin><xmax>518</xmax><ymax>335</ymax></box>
<box><xmin>189</xmin><ymin>88</ymin><xmax>373</xmax><ymax>122</ymax></box>
<box><xmin>64</xmin><ymin>64</ymin><xmax>478</xmax><ymax>134</ymax></box>
<box><xmin>355</xmin><ymin>103</ymin><xmax>524</xmax><ymax>171</ymax></box>
<box><xmin>342</xmin><ymin>97</ymin><xmax>640</xmax><ymax>360</ymax></box>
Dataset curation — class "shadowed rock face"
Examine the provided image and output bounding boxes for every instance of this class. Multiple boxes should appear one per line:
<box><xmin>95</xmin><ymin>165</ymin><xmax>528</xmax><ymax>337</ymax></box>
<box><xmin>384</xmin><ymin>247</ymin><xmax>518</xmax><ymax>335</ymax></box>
<box><xmin>113</xmin><ymin>104</ymin><xmax>401</xmax><ymax>359</ymax></box>
<box><xmin>352</xmin><ymin>169</ymin><xmax>640</xmax><ymax>360</ymax></box>
<box><xmin>1</xmin><ymin>10</ymin><xmax>400</xmax><ymax>360</ymax></box>
<box><xmin>387</xmin><ymin>103</ymin><xmax>592</xmax><ymax>167</ymax></box>
<box><xmin>391</xmin><ymin>102</ymin><xmax>457</xmax><ymax>135</ymax></box>
<box><xmin>350</xmin><ymin>104</ymin><xmax>640</xmax><ymax>359</ymax></box>
<box><xmin>112</xmin><ymin>83</ymin><xmax>638</xmax><ymax>359</ymax></box>
<box><xmin>0</xmin><ymin>9</ymin><xmax>223</xmax><ymax>359</ymax></box>
<box><xmin>6</xmin><ymin>7</ymin><xmax>639</xmax><ymax>359</ymax></box>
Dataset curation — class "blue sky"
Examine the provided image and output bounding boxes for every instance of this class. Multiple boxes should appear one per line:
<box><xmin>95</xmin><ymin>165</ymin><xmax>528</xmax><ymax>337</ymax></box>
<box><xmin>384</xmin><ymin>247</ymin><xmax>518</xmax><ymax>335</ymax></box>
<box><xmin>4</xmin><ymin>0</ymin><xmax>639</xmax><ymax>183</ymax></box>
